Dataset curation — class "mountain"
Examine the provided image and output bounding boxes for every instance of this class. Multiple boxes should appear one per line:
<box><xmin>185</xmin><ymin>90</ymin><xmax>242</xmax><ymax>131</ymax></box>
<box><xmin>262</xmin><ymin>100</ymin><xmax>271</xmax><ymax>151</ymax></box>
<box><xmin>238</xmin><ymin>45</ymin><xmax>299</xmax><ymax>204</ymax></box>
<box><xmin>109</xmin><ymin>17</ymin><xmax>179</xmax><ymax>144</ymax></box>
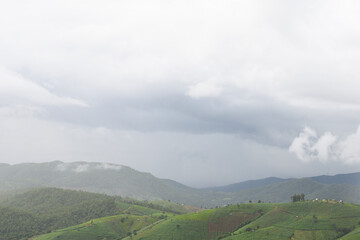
<box><xmin>0</xmin><ymin>161</ymin><xmax>193</xmax><ymax>199</ymax></box>
<box><xmin>0</xmin><ymin>161</ymin><xmax>224</xmax><ymax>207</ymax></box>
<box><xmin>203</xmin><ymin>177</ymin><xmax>290</xmax><ymax>192</ymax></box>
<box><xmin>1</xmin><ymin>161</ymin><xmax>360</xmax><ymax>208</ymax></box>
<box><xmin>203</xmin><ymin>172</ymin><xmax>360</xmax><ymax>193</ymax></box>
<box><xmin>311</xmin><ymin>172</ymin><xmax>360</xmax><ymax>185</ymax></box>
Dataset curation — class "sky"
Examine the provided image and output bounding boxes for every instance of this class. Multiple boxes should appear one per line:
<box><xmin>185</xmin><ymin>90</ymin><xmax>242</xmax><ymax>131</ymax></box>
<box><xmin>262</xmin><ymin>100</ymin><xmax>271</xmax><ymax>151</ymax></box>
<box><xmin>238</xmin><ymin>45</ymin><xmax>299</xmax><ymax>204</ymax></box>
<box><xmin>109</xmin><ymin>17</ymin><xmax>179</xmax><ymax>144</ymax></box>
<box><xmin>1</xmin><ymin>0</ymin><xmax>360</xmax><ymax>187</ymax></box>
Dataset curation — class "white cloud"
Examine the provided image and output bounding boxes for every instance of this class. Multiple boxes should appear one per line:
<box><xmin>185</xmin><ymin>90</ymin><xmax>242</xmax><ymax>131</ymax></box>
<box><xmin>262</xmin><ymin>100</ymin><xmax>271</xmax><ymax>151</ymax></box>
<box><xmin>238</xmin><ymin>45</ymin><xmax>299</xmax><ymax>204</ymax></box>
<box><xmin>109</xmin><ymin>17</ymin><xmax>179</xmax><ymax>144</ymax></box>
<box><xmin>289</xmin><ymin>127</ymin><xmax>320</xmax><ymax>162</ymax></box>
<box><xmin>95</xmin><ymin>163</ymin><xmax>122</xmax><ymax>171</ymax></box>
<box><xmin>56</xmin><ymin>162</ymin><xmax>122</xmax><ymax>172</ymax></box>
<box><xmin>338</xmin><ymin>126</ymin><xmax>360</xmax><ymax>164</ymax></box>
<box><xmin>313</xmin><ymin>132</ymin><xmax>338</xmax><ymax>162</ymax></box>
<box><xmin>186</xmin><ymin>81</ymin><xmax>223</xmax><ymax>99</ymax></box>
<box><xmin>289</xmin><ymin>125</ymin><xmax>360</xmax><ymax>164</ymax></box>
<box><xmin>74</xmin><ymin>164</ymin><xmax>89</xmax><ymax>172</ymax></box>
<box><xmin>55</xmin><ymin>163</ymin><xmax>68</xmax><ymax>172</ymax></box>
<box><xmin>0</xmin><ymin>0</ymin><xmax>360</xmax><ymax>111</ymax></box>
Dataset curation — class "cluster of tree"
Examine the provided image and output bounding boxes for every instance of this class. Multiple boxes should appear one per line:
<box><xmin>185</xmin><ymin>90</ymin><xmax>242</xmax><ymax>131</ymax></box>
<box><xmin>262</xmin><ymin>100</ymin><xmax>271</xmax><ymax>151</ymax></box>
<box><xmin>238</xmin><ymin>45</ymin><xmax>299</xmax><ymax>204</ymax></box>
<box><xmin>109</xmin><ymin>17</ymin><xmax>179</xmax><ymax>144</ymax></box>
<box><xmin>0</xmin><ymin>206</ymin><xmax>41</xmax><ymax>240</ymax></box>
<box><xmin>290</xmin><ymin>193</ymin><xmax>305</xmax><ymax>202</ymax></box>
<box><xmin>335</xmin><ymin>225</ymin><xmax>355</xmax><ymax>238</ymax></box>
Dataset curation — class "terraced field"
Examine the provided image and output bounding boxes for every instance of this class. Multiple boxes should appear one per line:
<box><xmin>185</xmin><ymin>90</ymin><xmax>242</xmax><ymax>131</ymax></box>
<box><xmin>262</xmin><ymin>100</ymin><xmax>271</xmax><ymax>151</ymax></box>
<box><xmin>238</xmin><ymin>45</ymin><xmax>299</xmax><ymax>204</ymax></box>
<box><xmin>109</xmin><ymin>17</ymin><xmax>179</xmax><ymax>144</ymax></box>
<box><xmin>33</xmin><ymin>201</ymin><xmax>360</xmax><ymax>240</ymax></box>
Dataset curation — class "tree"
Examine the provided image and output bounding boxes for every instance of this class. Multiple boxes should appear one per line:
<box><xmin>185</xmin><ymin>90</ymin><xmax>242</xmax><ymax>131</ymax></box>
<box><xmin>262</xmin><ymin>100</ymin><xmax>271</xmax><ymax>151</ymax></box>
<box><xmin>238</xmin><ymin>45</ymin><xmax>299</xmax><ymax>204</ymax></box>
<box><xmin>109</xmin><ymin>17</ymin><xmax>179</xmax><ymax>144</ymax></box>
<box><xmin>300</xmin><ymin>193</ymin><xmax>305</xmax><ymax>201</ymax></box>
<box><xmin>291</xmin><ymin>193</ymin><xmax>305</xmax><ymax>202</ymax></box>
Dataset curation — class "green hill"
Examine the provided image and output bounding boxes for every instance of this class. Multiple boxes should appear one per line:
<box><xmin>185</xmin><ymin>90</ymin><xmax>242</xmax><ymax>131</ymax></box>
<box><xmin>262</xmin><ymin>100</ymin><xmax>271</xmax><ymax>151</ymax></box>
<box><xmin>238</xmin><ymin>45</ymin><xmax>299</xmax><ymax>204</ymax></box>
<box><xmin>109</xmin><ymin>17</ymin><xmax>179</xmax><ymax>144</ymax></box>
<box><xmin>33</xmin><ymin>201</ymin><xmax>360</xmax><ymax>240</ymax></box>
<box><xmin>0</xmin><ymin>188</ymin><xmax>120</xmax><ymax>239</ymax></box>
<box><xmin>0</xmin><ymin>187</ymin><xmax>193</xmax><ymax>240</ymax></box>
<box><xmin>132</xmin><ymin>201</ymin><xmax>360</xmax><ymax>240</ymax></box>
<box><xmin>32</xmin><ymin>214</ymin><xmax>164</xmax><ymax>240</ymax></box>
<box><xmin>229</xmin><ymin>178</ymin><xmax>360</xmax><ymax>204</ymax></box>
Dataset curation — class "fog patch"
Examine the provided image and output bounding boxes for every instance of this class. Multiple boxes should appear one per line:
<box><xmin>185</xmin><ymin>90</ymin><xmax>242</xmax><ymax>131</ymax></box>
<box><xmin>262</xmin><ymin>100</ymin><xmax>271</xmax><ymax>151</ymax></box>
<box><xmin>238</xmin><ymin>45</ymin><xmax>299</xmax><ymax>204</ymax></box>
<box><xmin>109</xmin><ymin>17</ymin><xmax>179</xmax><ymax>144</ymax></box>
<box><xmin>94</xmin><ymin>163</ymin><xmax>122</xmax><ymax>171</ymax></box>
<box><xmin>186</xmin><ymin>81</ymin><xmax>223</xmax><ymax>99</ymax></box>
<box><xmin>74</xmin><ymin>164</ymin><xmax>89</xmax><ymax>172</ymax></box>
<box><xmin>55</xmin><ymin>163</ymin><xmax>69</xmax><ymax>171</ymax></box>
<box><xmin>56</xmin><ymin>162</ymin><xmax>122</xmax><ymax>173</ymax></box>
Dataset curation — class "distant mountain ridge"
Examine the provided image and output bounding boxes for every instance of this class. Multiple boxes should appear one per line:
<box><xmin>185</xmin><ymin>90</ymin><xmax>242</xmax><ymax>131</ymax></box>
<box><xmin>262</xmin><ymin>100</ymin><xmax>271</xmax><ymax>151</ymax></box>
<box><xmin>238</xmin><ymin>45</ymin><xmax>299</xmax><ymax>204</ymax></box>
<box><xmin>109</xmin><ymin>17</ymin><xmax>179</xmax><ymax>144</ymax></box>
<box><xmin>311</xmin><ymin>172</ymin><xmax>360</xmax><ymax>185</ymax></box>
<box><xmin>204</xmin><ymin>172</ymin><xmax>360</xmax><ymax>192</ymax></box>
<box><xmin>203</xmin><ymin>177</ymin><xmax>291</xmax><ymax>192</ymax></box>
<box><xmin>1</xmin><ymin>161</ymin><xmax>360</xmax><ymax>207</ymax></box>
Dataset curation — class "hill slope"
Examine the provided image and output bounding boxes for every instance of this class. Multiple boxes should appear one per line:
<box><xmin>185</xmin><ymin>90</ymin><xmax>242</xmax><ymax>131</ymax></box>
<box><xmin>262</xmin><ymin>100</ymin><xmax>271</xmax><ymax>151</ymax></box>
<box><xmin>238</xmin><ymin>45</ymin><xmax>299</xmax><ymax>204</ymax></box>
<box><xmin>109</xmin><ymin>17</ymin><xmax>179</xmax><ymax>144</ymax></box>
<box><xmin>32</xmin><ymin>214</ymin><xmax>165</xmax><ymax>240</ymax></box>
<box><xmin>34</xmin><ymin>201</ymin><xmax>360</xmax><ymax>240</ymax></box>
<box><xmin>0</xmin><ymin>188</ymin><xmax>120</xmax><ymax>239</ymax></box>
<box><xmin>0</xmin><ymin>187</ymin><xmax>191</xmax><ymax>240</ymax></box>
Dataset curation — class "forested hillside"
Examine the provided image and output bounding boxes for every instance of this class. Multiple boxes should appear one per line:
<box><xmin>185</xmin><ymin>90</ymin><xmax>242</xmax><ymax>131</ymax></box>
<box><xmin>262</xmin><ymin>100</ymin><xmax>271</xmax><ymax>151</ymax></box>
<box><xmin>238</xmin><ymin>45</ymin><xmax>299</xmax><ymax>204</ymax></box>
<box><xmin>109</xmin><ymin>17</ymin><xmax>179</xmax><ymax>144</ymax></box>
<box><xmin>0</xmin><ymin>188</ymin><xmax>191</xmax><ymax>240</ymax></box>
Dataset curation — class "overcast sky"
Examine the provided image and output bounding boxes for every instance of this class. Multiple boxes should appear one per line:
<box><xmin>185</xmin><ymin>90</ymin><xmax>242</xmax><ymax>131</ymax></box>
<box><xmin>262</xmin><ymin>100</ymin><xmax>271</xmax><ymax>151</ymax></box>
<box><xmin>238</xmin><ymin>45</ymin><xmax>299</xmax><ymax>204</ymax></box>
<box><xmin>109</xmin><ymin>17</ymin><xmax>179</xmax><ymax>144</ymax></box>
<box><xmin>1</xmin><ymin>0</ymin><xmax>360</xmax><ymax>187</ymax></box>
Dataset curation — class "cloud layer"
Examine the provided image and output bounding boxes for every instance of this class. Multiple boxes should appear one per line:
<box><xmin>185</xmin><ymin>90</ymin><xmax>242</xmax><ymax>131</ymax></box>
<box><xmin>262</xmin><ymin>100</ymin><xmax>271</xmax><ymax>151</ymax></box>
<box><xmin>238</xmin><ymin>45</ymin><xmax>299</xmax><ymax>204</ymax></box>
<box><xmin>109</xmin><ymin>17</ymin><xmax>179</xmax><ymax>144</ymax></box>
<box><xmin>1</xmin><ymin>1</ymin><xmax>360</xmax><ymax>186</ymax></box>
<box><xmin>0</xmin><ymin>68</ymin><xmax>87</xmax><ymax>107</ymax></box>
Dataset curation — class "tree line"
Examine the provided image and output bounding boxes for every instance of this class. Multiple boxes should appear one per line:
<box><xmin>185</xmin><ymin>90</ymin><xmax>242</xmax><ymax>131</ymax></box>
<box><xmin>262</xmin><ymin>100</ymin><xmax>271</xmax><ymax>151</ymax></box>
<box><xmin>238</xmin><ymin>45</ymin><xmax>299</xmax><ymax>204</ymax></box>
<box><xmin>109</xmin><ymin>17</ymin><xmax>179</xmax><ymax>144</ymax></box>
<box><xmin>290</xmin><ymin>193</ymin><xmax>305</xmax><ymax>202</ymax></box>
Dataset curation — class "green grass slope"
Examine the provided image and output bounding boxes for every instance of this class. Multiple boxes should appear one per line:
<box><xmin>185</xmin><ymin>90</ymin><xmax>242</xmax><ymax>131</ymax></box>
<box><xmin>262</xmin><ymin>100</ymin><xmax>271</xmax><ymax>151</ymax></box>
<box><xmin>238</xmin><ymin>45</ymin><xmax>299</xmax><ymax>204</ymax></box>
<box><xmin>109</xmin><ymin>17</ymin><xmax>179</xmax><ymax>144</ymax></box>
<box><xmin>32</xmin><ymin>214</ymin><xmax>162</xmax><ymax>240</ymax></box>
<box><xmin>339</xmin><ymin>227</ymin><xmax>360</xmax><ymax>240</ymax></box>
<box><xmin>131</xmin><ymin>202</ymin><xmax>360</xmax><ymax>240</ymax></box>
<box><xmin>116</xmin><ymin>198</ymin><xmax>196</xmax><ymax>215</ymax></box>
<box><xmin>31</xmin><ymin>201</ymin><xmax>360</xmax><ymax>240</ymax></box>
<box><xmin>225</xmin><ymin>202</ymin><xmax>360</xmax><ymax>240</ymax></box>
<box><xmin>131</xmin><ymin>203</ymin><xmax>274</xmax><ymax>240</ymax></box>
<box><xmin>32</xmin><ymin>200</ymin><xmax>184</xmax><ymax>240</ymax></box>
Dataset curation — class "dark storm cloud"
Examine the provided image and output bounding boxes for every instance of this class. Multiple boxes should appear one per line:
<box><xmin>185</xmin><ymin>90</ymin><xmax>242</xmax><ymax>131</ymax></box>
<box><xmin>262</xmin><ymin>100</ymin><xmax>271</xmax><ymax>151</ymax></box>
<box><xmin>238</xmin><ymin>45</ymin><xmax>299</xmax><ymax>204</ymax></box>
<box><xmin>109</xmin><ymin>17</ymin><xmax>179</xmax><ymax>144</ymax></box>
<box><xmin>42</xmin><ymin>84</ymin><xmax>302</xmax><ymax>147</ymax></box>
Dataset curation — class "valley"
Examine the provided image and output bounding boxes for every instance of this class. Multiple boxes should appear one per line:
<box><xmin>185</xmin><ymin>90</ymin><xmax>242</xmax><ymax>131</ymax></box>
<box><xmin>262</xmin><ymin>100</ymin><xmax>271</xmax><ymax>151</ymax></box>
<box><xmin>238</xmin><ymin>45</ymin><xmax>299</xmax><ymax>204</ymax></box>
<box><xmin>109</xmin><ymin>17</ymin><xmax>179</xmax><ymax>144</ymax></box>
<box><xmin>1</xmin><ymin>161</ymin><xmax>360</xmax><ymax>239</ymax></box>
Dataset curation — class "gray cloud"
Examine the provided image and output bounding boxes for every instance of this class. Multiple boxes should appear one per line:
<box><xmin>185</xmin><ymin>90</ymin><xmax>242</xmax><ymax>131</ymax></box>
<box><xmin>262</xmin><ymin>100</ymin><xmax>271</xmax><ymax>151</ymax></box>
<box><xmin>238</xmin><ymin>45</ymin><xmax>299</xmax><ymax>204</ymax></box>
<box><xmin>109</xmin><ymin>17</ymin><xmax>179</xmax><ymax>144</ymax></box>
<box><xmin>1</xmin><ymin>0</ymin><xmax>360</xmax><ymax>186</ymax></box>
